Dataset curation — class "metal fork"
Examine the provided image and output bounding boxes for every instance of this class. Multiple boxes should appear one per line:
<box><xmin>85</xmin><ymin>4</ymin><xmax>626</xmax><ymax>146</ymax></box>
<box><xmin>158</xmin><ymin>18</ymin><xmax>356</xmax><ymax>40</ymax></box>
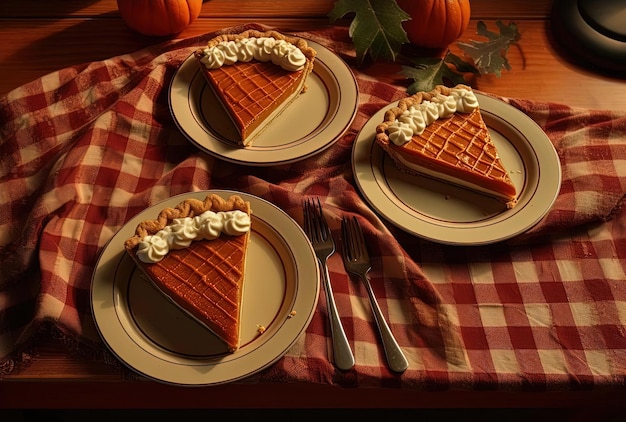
<box><xmin>341</xmin><ymin>216</ymin><xmax>409</xmax><ymax>373</ymax></box>
<box><xmin>303</xmin><ymin>198</ymin><xmax>355</xmax><ymax>370</ymax></box>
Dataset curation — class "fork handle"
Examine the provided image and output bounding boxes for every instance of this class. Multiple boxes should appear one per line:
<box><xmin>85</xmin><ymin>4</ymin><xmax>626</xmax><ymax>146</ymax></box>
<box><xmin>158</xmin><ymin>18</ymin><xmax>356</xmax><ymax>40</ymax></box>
<box><xmin>360</xmin><ymin>274</ymin><xmax>409</xmax><ymax>373</ymax></box>
<box><xmin>319</xmin><ymin>259</ymin><xmax>355</xmax><ymax>371</ymax></box>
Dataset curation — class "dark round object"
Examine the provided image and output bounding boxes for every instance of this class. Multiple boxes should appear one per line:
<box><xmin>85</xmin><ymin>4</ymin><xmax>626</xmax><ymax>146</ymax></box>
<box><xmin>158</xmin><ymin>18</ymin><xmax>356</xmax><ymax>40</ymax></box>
<box><xmin>551</xmin><ymin>0</ymin><xmax>626</xmax><ymax>73</ymax></box>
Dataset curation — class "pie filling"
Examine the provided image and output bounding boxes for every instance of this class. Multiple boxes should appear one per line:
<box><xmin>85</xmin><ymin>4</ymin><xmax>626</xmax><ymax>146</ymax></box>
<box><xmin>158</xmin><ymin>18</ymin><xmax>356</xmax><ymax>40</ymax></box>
<box><xmin>194</xmin><ymin>30</ymin><xmax>316</xmax><ymax>147</ymax></box>
<box><xmin>388</xmin><ymin>148</ymin><xmax>517</xmax><ymax>201</ymax></box>
<box><xmin>124</xmin><ymin>194</ymin><xmax>252</xmax><ymax>352</ymax></box>
<box><xmin>375</xmin><ymin>84</ymin><xmax>517</xmax><ymax>208</ymax></box>
<box><xmin>203</xmin><ymin>60</ymin><xmax>308</xmax><ymax>145</ymax></box>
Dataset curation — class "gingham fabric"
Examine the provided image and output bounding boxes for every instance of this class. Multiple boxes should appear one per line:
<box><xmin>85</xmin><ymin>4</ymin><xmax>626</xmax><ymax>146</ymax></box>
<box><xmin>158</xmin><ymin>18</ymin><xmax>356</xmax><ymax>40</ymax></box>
<box><xmin>1</xmin><ymin>24</ymin><xmax>625</xmax><ymax>389</ymax></box>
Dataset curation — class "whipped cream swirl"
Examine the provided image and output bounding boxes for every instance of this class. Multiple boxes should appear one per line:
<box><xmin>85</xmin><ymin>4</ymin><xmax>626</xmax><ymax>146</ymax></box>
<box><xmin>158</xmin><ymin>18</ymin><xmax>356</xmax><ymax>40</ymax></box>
<box><xmin>386</xmin><ymin>88</ymin><xmax>479</xmax><ymax>146</ymax></box>
<box><xmin>200</xmin><ymin>37</ymin><xmax>307</xmax><ymax>71</ymax></box>
<box><xmin>136</xmin><ymin>210</ymin><xmax>251</xmax><ymax>263</ymax></box>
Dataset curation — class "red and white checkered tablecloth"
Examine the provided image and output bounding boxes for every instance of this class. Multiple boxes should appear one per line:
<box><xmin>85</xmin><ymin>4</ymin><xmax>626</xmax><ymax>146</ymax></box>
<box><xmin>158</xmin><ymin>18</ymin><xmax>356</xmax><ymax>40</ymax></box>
<box><xmin>1</xmin><ymin>23</ymin><xmax>625</xmax><ymax>390</ymax></box>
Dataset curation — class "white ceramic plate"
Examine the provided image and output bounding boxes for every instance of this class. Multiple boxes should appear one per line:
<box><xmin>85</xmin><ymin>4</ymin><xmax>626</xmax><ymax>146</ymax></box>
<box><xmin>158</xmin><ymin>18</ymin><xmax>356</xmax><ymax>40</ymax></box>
<box><xmin>91</xmin><ymin>190</ymin><xmax>319</xmax><ymax>385</ymax></box>
<box><xmin>352</xmin><ymin>93</ymin><xmax>562</xmax><ymax>245</ymax></box>
<box><xmin>169</xmin><ymin>40</ymin><xmax>359</xmax><ymax>166</ymax></box>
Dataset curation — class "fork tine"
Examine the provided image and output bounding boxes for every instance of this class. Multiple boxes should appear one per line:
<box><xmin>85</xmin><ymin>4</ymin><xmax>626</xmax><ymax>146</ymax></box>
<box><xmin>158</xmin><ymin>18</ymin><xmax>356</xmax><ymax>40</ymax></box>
<box><xmin>304</xmin><ymin>198</ymin><xmax>318</xmax><ymax>241</ymax></box>
<box><xmin>342</xmin><ymin>216</ymin><xmax>367</xmax><ymax>262</ymax></box>
<box><xmin>308</xmin><ymin>198</ymin><xmax>320</xmax><ymax>241</ymax></box>
<box><xmin>353</xmin><ymin>217</ymin><xmax>368</xmax><ymax>260</ymax></box>
<box><xmin>313</xmin><ymin>197</ymin><xmax>328</xmax><ymax>240</ymax></box>
<box><xmin>304</xmin><ymin>198</ymin><xmax>316</xmax><ymax>241</ymax></box>
<box><xmin>341</xmin><ymin>217</ymin><xmax>355</xmax><ymax>261</ymax></box>
<box><xmin>303</xmin><ymin>198</ymin><xmax>312</xmax><ymax>237</ymax></box>
<box><xmin>305</xmin><ymin>197</ymin><xmax>330</xmax><ymax>243</ymax></box>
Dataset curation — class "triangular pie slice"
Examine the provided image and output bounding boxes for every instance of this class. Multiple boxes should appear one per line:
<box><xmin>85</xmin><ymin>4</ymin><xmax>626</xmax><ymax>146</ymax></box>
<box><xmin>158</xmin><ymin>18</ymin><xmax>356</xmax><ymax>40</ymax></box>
<box><xmin>124</xmin><ymin>194</ymin><xmax>252</xmax><ymax>352</ymax></box>
<box><xmin>375</xmin><ymin>84</ymin><xmax>518</xmax><ymax>208</ymax></box>
<box><xmin>193</xmin><ymin>29</ymin><xmax>316</xmax><ymax>147</ymax></box>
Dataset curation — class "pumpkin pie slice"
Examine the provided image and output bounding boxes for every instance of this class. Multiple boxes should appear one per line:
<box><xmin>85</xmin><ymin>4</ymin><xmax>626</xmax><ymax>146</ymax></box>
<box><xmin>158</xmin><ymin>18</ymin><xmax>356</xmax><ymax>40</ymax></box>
<box><xmin>124</xmin><ymin>194</ymin><xmax>252</xmax><ymax>352</ymax></box>
<box><xmin>194</xmin><ymin>29</ymin><xmax>316</xmax><ymax>147</ymax></box>
<box><xmin>375</xmin><ymin>84</ymin><xmax>517</xmax><ymax>208</ymax></box>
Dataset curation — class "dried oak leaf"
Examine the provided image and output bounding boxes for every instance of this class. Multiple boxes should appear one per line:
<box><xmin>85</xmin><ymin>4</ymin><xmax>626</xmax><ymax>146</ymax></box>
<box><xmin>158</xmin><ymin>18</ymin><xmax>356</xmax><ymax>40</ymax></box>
<box><xmin>328</xmin><ymin>0</ymin><xmax>410</xmax><ymax>65</ymax></box>
<box><xmin>457</xmin><ymin>20</ymin><xmax>521</xmax><ymax>77</ymax></box>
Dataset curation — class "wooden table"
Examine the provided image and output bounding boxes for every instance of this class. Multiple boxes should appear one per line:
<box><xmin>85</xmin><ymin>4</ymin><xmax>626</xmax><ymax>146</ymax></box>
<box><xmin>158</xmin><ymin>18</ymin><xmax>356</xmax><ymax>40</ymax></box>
<box><xmin>2</xmin><ymin>0</ymin><xmax>625</xmax><ymax>410</ymax></box>
<box><xmin>1</xmin><ymin>0</ymin><xmax>625</xmax><ymax>109</ymax></box>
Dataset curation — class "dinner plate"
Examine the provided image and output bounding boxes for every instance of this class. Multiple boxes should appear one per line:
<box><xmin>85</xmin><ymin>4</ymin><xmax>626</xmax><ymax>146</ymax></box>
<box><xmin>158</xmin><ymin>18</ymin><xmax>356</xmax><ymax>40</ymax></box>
<box><xmin>352</xmin><ymin>93</ymin><xmax>562</xmax><ymax>245</ymax></box>
<box><xmin>169</xmin><ymin>40</ymin><xmax>359</xmax><ymax>166</ymax></box>
<box><xmin>91</xmin><ymin>190</ymin><xmax>319</xmax><ymax>385</ymax></box>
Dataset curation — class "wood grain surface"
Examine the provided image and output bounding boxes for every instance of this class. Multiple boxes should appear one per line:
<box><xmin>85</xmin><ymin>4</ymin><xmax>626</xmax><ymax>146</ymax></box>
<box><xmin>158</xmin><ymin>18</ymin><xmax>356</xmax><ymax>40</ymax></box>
<box><xmin>1</xmin><ymin>0</ymin><xmax>624</xmax><ymax>108</ymax></box>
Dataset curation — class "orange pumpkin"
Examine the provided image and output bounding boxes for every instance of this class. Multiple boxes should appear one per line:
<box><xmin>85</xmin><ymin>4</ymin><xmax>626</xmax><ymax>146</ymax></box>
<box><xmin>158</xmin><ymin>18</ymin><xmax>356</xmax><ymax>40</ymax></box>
<box><xmin>396</xmin><ymin>0</ymin><xmax>471</xmax><ymax>49</ymax></box>
<box><xmin>117</xmin><ymin>0</ymin><xmax>203</xmax><ymax>37</ymax></box>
